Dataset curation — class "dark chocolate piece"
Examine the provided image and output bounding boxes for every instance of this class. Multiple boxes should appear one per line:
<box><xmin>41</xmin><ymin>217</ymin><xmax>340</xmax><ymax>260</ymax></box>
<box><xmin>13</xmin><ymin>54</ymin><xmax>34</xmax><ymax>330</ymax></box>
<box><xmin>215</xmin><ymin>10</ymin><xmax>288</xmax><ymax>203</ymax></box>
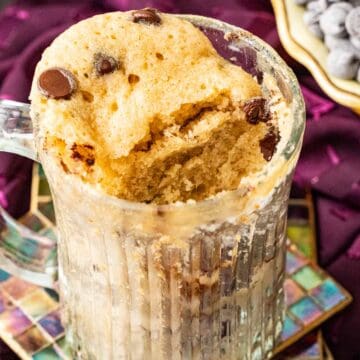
<box><xmin>128</xmin><ymin>74</ymin><xmax>140</xmax><ymax>84</ymax></box>
<box><xmin>70</xmin><ymin>143</ymin><xmax>95</xmax><ymax>166</ymax></box>
<box><xmin>94</xmin><ymin>53</ymin><xmax>119</xmax><ymax>76</ymax></box>
<box><xmin>243</xmin><ymin>97</ymin><xmax>271</xmax><ymax>124</ymax></box>
<box><xmin>38</xmin><ymin>68</ymin><xmax>76</xmax><ymax>99</ymax></box>
<box><xmin>132</xmin><ymin>8</ymin><xmax>161</xmax><ymax>25</ymax></box>
<box><xmin>259</xmin><ymin>127</ymin><xmax>280</xmax><ymax>161</ymax></box>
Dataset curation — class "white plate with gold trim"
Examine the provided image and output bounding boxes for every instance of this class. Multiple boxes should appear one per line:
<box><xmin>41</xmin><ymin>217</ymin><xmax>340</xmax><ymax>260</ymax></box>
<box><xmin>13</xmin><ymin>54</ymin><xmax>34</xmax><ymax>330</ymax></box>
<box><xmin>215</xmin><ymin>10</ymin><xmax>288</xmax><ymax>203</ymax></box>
<box><xmin>272</xmin><ymin>0</ymin><xmax>360</xmax><ymax>114</ymax></box>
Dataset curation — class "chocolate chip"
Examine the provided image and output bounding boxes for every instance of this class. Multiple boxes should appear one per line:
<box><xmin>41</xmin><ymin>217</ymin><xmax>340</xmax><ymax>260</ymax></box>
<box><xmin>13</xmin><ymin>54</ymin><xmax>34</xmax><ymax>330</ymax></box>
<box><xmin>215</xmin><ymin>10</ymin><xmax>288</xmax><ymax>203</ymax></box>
<box><xmin>70</xmin><ymin>143</ymin><xmax>95</xmax><ymax>166</ymax></box>
<box><xmin>81</xmin><ymin>91</ymin><xmax>94</xmax><ymax>103</ymax></box>
<box><xmin>71</xmin><ymin>150</ymin><xmax>82</xmax><ymax>161</ymax></box>
<box><xmin>243</xmin><ymin>97</ymin><xmax>271</xmax><ymax>124</ymax></box>
<box><xmin>155</xmin><ymin>52</ymin><xmax>164</xmax><ymax>60</ymax></box>
<box><xmin>259</xmin><ymin>127</ymin><xmax>280</xmax><ymax>161</ymax></box>
<box><xmin>133</xmin><ymin>140</ymin><xmax>151</xmax><ymax>152</ymax></box>
<box><xmin>101</xmin><ymin>60</ymin><xmax>112</xmax><ymax>72</ymax></box>
<box><xmin>83</xmin><ymin>144</ymin><xmax>94</xmax><ymax>150</ymax></box>
<box><xmin>94</xmin><ymin>53</ymin><xmax>119</xmax><ymax>76</ymax></box>
<box><xmin>132</xmin><ymin>8</ymin><xmax>161</xmax><ymax>25</ymax></box>
<box><xmin>128</xmin><ymin>74</ymin><xmax>140</xmax><ymax>84</ymax></box>
<box><xmin>256</xmin><ymin>71</ymin><xmax>264</xmax><ymax>84</ymax></box>
<box><xmin>38</xmin><ymin>68</ymin><xmax>76</xmax><ymax>99</ymax></box>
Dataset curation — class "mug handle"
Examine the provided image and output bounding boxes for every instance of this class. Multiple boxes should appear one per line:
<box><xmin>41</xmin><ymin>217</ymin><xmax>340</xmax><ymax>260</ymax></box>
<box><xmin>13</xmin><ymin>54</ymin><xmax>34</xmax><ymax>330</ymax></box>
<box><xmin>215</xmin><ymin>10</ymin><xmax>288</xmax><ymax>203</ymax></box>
<box><xmin>0</xmin><ymin>99</ymin><xmax>57</xmax><ymax>289</ymax></box>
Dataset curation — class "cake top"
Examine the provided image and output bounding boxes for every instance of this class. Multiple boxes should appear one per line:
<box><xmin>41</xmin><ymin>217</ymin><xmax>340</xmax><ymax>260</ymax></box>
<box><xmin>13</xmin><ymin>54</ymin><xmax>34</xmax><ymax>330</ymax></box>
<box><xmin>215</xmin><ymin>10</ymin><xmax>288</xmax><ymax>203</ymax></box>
<box><xmin>30</xmin><ymin>10</ymin><xmax>262</xmax><ymax>157</ymax></box>
<box><xmin>30</xmin><ymin>9</ymin><xmax>280</xmax><ymax>204</ymax></box>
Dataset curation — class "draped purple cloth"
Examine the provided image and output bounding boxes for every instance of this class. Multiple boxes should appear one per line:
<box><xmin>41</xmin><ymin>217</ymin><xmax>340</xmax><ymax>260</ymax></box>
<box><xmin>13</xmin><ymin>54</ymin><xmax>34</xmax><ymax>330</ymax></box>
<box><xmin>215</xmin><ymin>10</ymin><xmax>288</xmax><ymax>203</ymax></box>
<box><xmin>0</xmin><ymin>1</ymin><xmax>359</xmax><ymax>358</ymax></box>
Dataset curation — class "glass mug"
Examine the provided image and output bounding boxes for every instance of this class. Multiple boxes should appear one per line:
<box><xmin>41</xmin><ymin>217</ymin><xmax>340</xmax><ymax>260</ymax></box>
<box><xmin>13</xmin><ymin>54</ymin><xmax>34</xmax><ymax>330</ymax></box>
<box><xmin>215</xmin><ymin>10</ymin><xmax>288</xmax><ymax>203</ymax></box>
<box><xmin>0</xmin><ymin>15</ymin><xmax>305</xmax><ymax>360</ymax></box>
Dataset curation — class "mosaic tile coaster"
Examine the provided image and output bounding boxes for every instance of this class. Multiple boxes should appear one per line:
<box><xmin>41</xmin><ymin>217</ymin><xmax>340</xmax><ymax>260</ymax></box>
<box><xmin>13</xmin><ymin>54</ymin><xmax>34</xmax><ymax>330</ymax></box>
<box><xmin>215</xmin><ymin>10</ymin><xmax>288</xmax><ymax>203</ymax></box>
<box><xmin>17</xmin><ymin>215</ymin><xmax>45</xmax><ymax>234</ymax></box>
<box><xmin>274</xmin><ymin>331</ymin><xmax>323</xmax><ymax>359</ymax></box>
<box><xmin>292</xmin><ymin>266</ymin><xmax>322</xmax><ymax>291</ymax></box>
<box><xmin>0</xmin><ymin>242</ymin><xmax>351</xmax><ymax>360</ymax></box>
<box><xmin>0</xmin><ymin>164</ymin><xmax>351</xmax><ymax>359</ymax></box>
<box><xmin>55</xmin><ymin>337</ymin><xmax>72</xmax><ymax>358</ymax></box>
<box><xmin>0</xmin><ymin>281</ymin><xmax>71</xmax><ymax>360</ymax></box>
<box><xmin>286</xmin><ymin>251</ymin><xmax>308</xmax><ymax>275</ymax></box>
<box><xmin>287</xmin><ymin>194</ymin><xmax>317</xmax><ymax>261</ymax></box>
<box><xmin>32</xmin><ymin>346</ymin><xmax>60</xmax><ymax>360</ymax></box>
<box><xmin>0</xmin><ymin>308</ymin><xmax>32</xmax><ymax>337</ymax></box>
<box><xmin>310</xmin><ymin>279</ymin><xmax>346</xmax><ymax>311</ymax></box>
<box><xmin>282</xmin><ymin>315</ymin><xmax>301</xmax><ymax>340</ymax></box>
<box><xmin>273</xmin><ymin>244</ymin><xmax>352</xmax><ymax>355</ymax></box>
<box><xmin>0</xmin><ymin>269</ymin><xmax>11</xmax><ymax>283</ymax></box>
<box><xmin>38</xmin><ymin>310</ymin><xmax>64</xmax><ymax>338</ymax></box>
<box><xmin>289</xmin><ymin>297</ymin><xmax>322</xmax><ymax>326</ymax></box>
<box><xmin>15</xmin><ymin>326</ymin><xmax>50</xmax><ymax>354</ymax></box>
<box><xmin>283</xmin><ymin>191</ymin><xmax>324</xmax><ymax>359</ymax></box>
<box><xmin>284</xmin><ymin>278</ymin><xmax>304</xmax><ymax>306</ymax></box>
<box><xmin>1</xmin><ymin>278</ymin><xmax>37</xmax><ymax>301</ymax></box>
<box><xmin>0</xmin><ymin>290</ymin><xmax>13</xmax><ymax>314</ymax></box>
<box><xmin>19</xmin><ymin>290</ymin><xmax>58</xmax><ymax>321</ymax></box>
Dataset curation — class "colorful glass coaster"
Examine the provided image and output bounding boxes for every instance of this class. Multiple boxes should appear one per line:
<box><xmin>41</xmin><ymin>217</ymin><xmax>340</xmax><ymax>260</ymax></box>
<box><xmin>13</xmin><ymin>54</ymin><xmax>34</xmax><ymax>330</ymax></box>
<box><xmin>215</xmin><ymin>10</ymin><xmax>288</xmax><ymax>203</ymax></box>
<box><xmin>0</xmin><ymin>242</ymin><xmax>351</xmax><ymax>359</ymax></box>
<box><xmin>283</xmin><ymin>193</ymin><xmax>323</xmax><ymax>359</ymax></box>
<box><xmin>38</xmin><ymin>310</ymin><xmax>64</xmax><ymax>338</ymax></box>
<box><xmin>15</xmin><ymin>326</ymin><xmax>50</xmax><ymax>354</ymax></box>
<box><xmin>19</xmin><ymin>290</ymin><xmax>58</xmax><ymax>321</ymax></box>
<box><xmin>0</xmin><ymin>266</ymin><xmax>65</xmax><ymax>359</ymax></box>
<box><xmin>0</xmin><ymin>165</ymin><xmax>352</xmax><ymax>359</ymax></box>
<box><xmin>284</xmin><ymin>278</ymin><xmax>304</xmax><ymax>306</ymax></box>
<box><xmin>287</xmin><ymin>195</ymin><xmax>317</xmax><ymax>262</ymax></box>
<box><xmin>273</xmin><ymin>243</ymin><xmax>352</xmax><ymax>355</ymax></box>
<box><xmin>0</xmin><ymin>290</ymin><xmax>13</xmax><ymax>314</ymax></box>
<box><xmin>0</xmin><ymin>308</ymin><xmax>32</xmax><ymax>337</ymax></box>
<box><xmin>1</xmin><ymin>278</ymin><xmax>37</xmax><ymax>301</ymax></box>
<box><xmin>18</xmin><ymin>215</ymin><xmax>45</xmax><ymax>233</ymax></box>
<box><xmin>32</xmin><ymin>346</ymin><xmax>60</xmax><ymax>360</ymax></box>
<box><xmin>274</xmin><ymin>331</ymin><xmax>323</xmax><ymax>359</ymax></box>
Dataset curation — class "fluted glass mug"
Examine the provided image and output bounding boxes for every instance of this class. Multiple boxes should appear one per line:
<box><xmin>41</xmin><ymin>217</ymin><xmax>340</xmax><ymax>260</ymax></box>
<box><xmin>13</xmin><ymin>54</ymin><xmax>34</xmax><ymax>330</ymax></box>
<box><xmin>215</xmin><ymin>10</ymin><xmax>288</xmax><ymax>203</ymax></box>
<box><xmin>0</xmin><ymin>15</ymin><xmax>305</xmax><ymax>360</ymax></box>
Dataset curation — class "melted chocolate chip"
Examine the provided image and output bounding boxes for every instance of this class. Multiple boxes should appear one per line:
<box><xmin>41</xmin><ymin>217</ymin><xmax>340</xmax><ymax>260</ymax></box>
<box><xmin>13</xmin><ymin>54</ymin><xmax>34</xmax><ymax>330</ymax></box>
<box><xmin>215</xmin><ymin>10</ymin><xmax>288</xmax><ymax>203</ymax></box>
<box><xmin>38</xmin><ymin>68</ymin><xmax>76</xmax><ymax>99</ymax></box>
<box><xmin>256</xmin><ymin>71</ymin><xmax>264</xmax><ymax>85</ymax></box>
<box><xmin>132</xmin><ymin>8</ymin><xmax>161</xmax><ymax>25</ymax></box>
<box><xmin>71</xmin><ymin>150</ymin><xmax>82</xmax><ymax>161</ymax></box>
<box><xmin>99</xmin><ymin>59</ymin><xmax>112</xmax><ymax>73</ymax></box>
<box><xmin>243</xmin><ymin>97</ymin><xmax>271</xmax><ymax>124</ymax></box>
<box><xmin>70</xmin><ymin>143</ymin><xmax>95</xmax><ymax>166</ymax></box>
<box><xmin>128</xmin><ymin>74</ymin><xmax>140</xmax><ymax>84</ymax></box>
<box><xmin>94</xmin><ymin>53</ymin><xmax>119</xmax><ymax>76</ymax></box>
<box><xmin>259</xmin><ymin>127</ymin><xmax>280</xmax><ymax>161</ymax></box>
<box><xmin>83</xmin><ymin>144</ymin><xmax>94</xmax><ymax>150</ymax></box>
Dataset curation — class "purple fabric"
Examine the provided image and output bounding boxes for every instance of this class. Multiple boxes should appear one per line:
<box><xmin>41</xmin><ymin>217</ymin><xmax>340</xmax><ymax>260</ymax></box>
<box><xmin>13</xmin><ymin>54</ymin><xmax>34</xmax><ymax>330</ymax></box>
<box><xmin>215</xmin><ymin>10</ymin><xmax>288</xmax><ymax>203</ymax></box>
<box><xmin>0</xmin><ymin>1</ymin><xmax>359</xmax><ymax>358</ymax></box>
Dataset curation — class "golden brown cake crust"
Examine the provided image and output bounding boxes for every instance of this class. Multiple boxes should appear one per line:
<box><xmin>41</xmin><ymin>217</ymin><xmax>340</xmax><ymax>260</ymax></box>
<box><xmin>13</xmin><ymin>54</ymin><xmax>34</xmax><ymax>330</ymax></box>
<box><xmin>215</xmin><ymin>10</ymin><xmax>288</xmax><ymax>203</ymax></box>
<box><xmin>30</xmin><ymin>11</ymin><xmax>274</xmax><ymax>204</ymax></box>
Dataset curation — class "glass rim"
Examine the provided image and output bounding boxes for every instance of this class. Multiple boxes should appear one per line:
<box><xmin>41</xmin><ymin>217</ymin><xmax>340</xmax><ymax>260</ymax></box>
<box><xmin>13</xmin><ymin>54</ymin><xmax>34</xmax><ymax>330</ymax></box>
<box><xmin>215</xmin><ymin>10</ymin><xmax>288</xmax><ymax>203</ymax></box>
<box><xmin>62</xmin><ymin>14</ymin><xmax>306</xmax><ymax>213</ymax></box>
